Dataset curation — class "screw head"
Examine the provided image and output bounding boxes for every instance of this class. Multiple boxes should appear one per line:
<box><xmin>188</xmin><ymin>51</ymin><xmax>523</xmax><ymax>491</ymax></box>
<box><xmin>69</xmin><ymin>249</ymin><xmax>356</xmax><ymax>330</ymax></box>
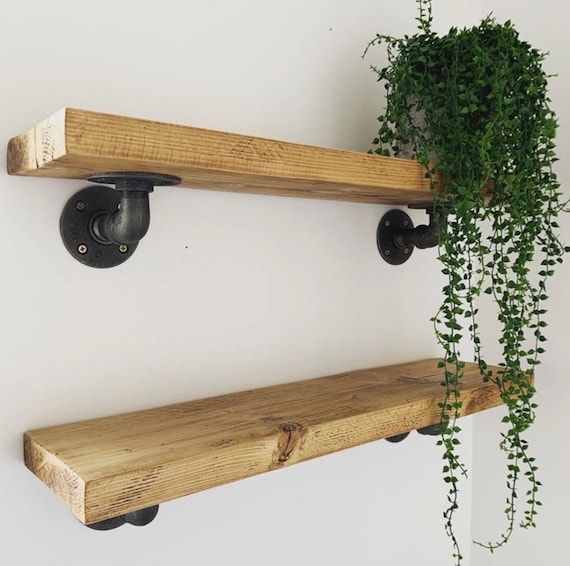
<box><xmin>384</xmin><ymin>249</ymin><xmax>391</xmax><ymax>256</ymax></box>
<box><xmin>75</xmin><ymin>201</ymin><xmax>86</xmax><ymax>211</ymax></box>
<box><xmin>118</xmin><ymin>244</ymin><xmax>128</xmax><ymax>253</ymax></box>
<box><xmin>403</xmin><ymin>219</ymin><xmax>410</xmax><ymax>227</ymax></box>
<box><xmin>77</xmin><ymin>244</ymin><xmax>88</xmax><ymax>254</ymax></box>
<box><xmin>384</xmin><ymin>220</ymin><xmax>390</xmax><ymax>227</ymax></box>
<box><xmin>404</xmin><ymin>247</ymin><xmax>411</xmax><ymax>255</ymax></box>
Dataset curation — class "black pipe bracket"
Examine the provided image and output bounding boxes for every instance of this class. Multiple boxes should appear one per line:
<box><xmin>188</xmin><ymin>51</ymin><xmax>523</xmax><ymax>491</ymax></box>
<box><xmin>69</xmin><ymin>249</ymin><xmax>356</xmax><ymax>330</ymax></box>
<box><xmin>385</xmin><ymin>432</ymin><xmax>411</xmax><ymax>443</ymax></box>
<box><xmin>85</xmin><ymin>505</ymin><xmax>159</xmax><ymax>531</ymax></box>
<box><xmin>377</xmin><ymin>204</ymin><xmax>448</xmax><ymax>265</ymax></box>
<box><xmin>60</xmin><ymin>172</ymin><xmax>181</xmax><ymax>268</ymax></box>
<box><xmin>386</xmin><ymin>422</ymin><xmax>449</xmax><ymax>443</ymax></box>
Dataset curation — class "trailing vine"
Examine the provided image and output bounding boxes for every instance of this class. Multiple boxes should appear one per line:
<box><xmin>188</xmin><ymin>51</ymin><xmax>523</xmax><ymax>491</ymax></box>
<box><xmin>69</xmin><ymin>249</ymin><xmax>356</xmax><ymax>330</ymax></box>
<box><xmin>365</xmin><ymin>1</ymin><xmax>567</xmax><ymax>563</ymax></box>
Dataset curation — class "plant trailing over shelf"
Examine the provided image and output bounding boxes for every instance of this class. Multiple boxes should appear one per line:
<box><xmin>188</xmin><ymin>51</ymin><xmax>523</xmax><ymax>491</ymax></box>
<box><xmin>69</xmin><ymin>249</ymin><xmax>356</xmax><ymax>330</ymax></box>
<box><xmin>366</xmin><ymin>0</ymin><xmax>567</xmax><ymax>563</ymax></box>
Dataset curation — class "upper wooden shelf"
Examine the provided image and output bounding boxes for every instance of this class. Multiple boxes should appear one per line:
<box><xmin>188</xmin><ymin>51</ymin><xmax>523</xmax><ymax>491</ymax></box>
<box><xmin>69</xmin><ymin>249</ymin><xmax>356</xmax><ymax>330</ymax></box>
<box><xmin>7</xmin><ymin>108</ymin><xmax>438</xmax><ymax>204</ymax></box>
<box><xmin>25</xmin><ymin>358</ymin><xmax>504</xmax><ymax>525</ymax></box>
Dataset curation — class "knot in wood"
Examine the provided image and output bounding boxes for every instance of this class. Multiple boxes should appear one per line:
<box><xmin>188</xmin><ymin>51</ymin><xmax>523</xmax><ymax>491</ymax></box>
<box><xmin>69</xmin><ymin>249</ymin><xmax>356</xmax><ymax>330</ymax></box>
<box><xmin>276</xmin><ymin>422</ymin><xmax>303</xmax><ymax>463</ymax></box>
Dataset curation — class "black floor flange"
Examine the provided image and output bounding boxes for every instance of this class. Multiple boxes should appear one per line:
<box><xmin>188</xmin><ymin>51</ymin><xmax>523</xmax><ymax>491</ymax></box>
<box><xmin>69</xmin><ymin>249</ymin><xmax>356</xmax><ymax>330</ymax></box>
<box><xmin>416</xmin><ymin>423</ymin><xmax>448</xmax><ymax>436</ymax></box>
<box><xmin>86</xmin><ymin>172</ymin><xmax>181</xmax><ymax>191</ymax></box>
<box><xmin>60</xmin><ymin>185</ymin><xmax>138</xmax><ymax>268</ymax></box>
<box><xmin>386</xmin><ymin>423</ymin><xmax>449</xmax><ymax>443</ymax></box>
<box><xmin>385</xmin><ymin>432</ymin><xmax>411</xmax><ymax>443</ymax></box>
<box><xmin>86</xmin><ymin>505</ymin><xmax>159</xmax><ymax>530</ymax></box>
<box><xmin>377</xmin><ymin>209</ymin><xmax>415</xmax><ymax>265</ymax></box>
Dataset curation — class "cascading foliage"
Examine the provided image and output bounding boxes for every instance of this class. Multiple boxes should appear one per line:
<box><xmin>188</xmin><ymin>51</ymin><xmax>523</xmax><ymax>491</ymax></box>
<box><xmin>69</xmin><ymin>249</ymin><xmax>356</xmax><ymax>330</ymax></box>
<box><xmin>366</xmin><ymin>1</ymin><xmax>567</xmax><ymax>563</ymax></box>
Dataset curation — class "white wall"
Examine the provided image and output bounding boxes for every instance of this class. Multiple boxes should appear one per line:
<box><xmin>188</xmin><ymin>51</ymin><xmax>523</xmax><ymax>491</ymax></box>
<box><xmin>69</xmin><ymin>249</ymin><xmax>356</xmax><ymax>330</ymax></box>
<box><xmin>472</xmin><ymin>3</ymin><xmax>570</xmax><ymax>565</ymax></box>
<box><xmin>0</xmin><ymin>2</ymin><xmax>482</xmax><ymax>565</ymax></box>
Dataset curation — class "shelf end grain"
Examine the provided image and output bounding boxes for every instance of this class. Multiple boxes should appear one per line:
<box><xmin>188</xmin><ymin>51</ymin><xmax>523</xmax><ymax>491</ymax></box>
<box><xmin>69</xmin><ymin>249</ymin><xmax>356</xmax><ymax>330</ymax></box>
<box><xmin>24</xmin><ymin>430</ymin><xmax>86</xmax><ymax>522</ymax></box>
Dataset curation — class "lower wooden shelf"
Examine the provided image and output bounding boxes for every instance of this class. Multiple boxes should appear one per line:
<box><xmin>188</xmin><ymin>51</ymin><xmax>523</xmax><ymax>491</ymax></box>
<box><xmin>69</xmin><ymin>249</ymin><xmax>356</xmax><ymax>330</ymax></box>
<box><xmin>24</xmin><ymin>358</ymin><xmax>503</xmax><ymax>525</ymax></box>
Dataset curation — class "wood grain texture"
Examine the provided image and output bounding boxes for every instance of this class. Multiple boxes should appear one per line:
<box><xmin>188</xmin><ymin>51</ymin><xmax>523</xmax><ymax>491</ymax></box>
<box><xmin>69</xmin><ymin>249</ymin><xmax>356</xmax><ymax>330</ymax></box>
<box><xmin>24</xmin><ymin>358</ymin><xmax>506</xmax><ymax>524</ymax></box>
<box><xmin>7</xmin><ymin>108</ymin><xmax>441</xmax><ymax>204</ymax></box>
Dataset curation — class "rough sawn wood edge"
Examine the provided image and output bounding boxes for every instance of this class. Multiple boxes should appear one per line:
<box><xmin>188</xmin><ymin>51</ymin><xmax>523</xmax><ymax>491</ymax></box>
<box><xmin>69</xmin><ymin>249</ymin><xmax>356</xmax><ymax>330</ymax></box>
<box><xmin>7</xmin><ymin>108</ymin><xmax>440</xmax><ymax>204</ymax></box>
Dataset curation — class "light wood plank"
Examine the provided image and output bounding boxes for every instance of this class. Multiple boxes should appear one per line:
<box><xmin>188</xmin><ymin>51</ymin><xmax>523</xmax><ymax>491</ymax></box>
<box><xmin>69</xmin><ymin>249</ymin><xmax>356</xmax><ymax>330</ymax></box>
<box><xmin>7</xmin><ymin>108</ymin><xmax>440</xmax><ymax>204</ymax></box>
<box><xmin>24</xmin><ymin>358</ymin><xmax>507</xmax><ymax>524</ymax></box>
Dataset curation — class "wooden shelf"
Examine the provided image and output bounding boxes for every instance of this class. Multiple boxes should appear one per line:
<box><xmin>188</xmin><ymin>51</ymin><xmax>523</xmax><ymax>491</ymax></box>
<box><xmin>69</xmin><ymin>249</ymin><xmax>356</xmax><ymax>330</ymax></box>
<box><xmin>7</xmin><ymin>108</ymin><xmax>439</xmax><ymax>204</ymax></box>
<box><xmin>24</xmin><ymin>358</ymin><xmax>504</xmax><ymax>525</ymax></box>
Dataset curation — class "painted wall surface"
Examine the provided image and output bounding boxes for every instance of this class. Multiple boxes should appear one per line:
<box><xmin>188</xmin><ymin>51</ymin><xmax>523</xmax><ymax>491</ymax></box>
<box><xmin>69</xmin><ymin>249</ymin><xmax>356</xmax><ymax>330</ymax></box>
<box><xmin>0</xmin><ymin>2</ymin><xmax>481</xmax><ymax>565</ymax></box>
<box><xmin>472</xmin><ymin>2</ymin><xmax>570</xmax><ymax>565</ymax></box>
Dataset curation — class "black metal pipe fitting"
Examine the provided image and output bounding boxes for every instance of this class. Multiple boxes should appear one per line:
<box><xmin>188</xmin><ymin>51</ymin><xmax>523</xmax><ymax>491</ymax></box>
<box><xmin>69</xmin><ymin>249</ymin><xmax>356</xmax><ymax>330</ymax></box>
<box><xmin>60</xmin><ymin>172</ymin><xmax>181</xmax><ymax>268</ymax></box>
<box><xmin>377</xmin><ymin>205</ymin><xmax>448</xmax><ymax>265</ymax></box>
<box><xmin>385</xmin><ymin>422</ymin><xmax>449</xmax><ymax>444</ymax></box>
<box><xmin>86</xmin><ymin>505</ymin><xmax>159</xmax><ymax>530</ymax></box>
<box><xmin>399</xmin><ymin>208</ymin><xmax>440</xmax><ymax>250</ymax></box>
<box><xmin>91</xmin><ymin>190</ymin><xmax>151</xmax><ymax>245</ymax></box>
<box><xmin>86</xmin><ymin>173</ymin><xmax>181</xmax><ymax>248</ymax></box>
<box><xmin>390</xmin><ymin>206</ymin><xmax>443</xmax><ymax>251</ymax></box>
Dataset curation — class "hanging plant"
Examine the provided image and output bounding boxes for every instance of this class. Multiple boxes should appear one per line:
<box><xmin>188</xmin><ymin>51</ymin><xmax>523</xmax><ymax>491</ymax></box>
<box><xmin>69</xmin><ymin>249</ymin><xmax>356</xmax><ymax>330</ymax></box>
<box><xmin>365</xmin><ymin>1</ymin><xmax>567</xmax><ymax>563</ymax></box>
